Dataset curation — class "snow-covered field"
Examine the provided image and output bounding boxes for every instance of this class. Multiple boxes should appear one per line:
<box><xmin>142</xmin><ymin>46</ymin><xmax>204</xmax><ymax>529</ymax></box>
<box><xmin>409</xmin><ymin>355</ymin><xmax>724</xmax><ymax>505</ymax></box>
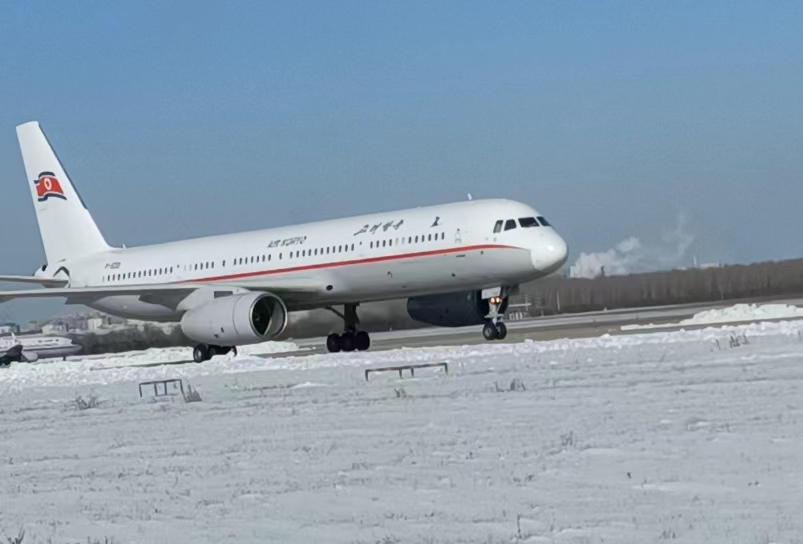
<box><xmin>622</xmin><ymin>303</ymin><xmax>803</xmax><ymax>330</ymax></box>
<box><xmin>2</xmin><ymin>321</ymin><xmax>803</xmax><ymax>543</ymax></box>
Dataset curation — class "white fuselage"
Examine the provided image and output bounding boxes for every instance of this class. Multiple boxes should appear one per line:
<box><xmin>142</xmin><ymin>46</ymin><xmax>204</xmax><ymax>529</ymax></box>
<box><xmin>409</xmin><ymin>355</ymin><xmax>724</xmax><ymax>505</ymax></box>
<box><xmin>0</xmin><ymin>334</ymin><xmax>82</xmax><ymax>359</ymax></box>
<box><xmin>55</xmin><ymin>198</ymin><xmax>568</xmax><ymax>322</ymax></box>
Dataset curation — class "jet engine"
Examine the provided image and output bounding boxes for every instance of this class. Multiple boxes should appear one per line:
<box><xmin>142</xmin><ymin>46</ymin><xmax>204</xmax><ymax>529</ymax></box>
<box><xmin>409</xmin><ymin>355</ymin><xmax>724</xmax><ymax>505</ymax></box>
<box><xmin>180</xmin><ymin>292</ymin><xmax>288</xmax><ymax>345</ymax></box>
<box><xmin>406</xmin><ymin>290</ymin><xmax>509</xmax><ymax>327</ymax></box>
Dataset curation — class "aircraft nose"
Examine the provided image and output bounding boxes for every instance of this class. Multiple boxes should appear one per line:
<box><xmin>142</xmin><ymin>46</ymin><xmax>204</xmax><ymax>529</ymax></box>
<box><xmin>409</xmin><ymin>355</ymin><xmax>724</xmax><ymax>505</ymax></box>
<box><xmin>532</xmin><ymin>231</ymin><xmax>568</xmax><ymax>274</ymax></box>
<box><xmin>551</xmin><ymin>233</ymin><xmax>568</xmax><ymax>267</ymax></box>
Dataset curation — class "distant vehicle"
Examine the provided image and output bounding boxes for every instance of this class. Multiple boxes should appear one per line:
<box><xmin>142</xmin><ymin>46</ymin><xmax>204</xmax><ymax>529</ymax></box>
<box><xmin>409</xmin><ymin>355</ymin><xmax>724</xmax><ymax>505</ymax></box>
<box><xmin>0</xmin><ymin>334</ymin><xmax>82</xmax><ymax>366</ymax></box>
<box><xmin>0</xmin><ymin>121</ymin><xmax>568</xmax><ymax>362</ymax></box>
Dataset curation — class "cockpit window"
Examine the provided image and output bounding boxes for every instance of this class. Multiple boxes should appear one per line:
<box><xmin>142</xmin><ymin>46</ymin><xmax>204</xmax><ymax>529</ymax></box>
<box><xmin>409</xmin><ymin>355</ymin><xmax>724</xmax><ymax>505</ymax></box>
<box><xmin>493</xmin><ymin>220</ymin><xmax>503</xmax><ymax>233</ymax></box>
<box><xmin>537</xmin><ymin>216</ymin><xmax>551</xmax><ymax>227</ymax></box>
<box><xmin>504</xmin><ymin>219</ymin><xmax>517</xmax><ymax>231</ymax></box>
<box><xmin>518</xmin><ymin>217</ymin><xmax>540</xmax><ymax>228</ymax></box>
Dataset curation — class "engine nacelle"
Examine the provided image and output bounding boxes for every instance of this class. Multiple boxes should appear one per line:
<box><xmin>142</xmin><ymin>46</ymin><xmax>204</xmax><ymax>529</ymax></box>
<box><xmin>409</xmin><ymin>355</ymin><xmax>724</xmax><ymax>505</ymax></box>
<box><xmin>406</xmin><ymin>290</ymin><xmax>510</xmax><ymax>327</ymax></box>
<box><xmin>180</xmin><ymin>292</ymin><xmax>288</xmax><ymax>346</ymax></box>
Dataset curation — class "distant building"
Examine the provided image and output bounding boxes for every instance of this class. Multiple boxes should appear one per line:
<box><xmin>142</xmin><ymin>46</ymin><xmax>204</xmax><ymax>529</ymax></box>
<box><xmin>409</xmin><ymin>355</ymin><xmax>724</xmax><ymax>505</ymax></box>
<box><xmin>0</xmin><ymin>322</ymin><xmax>20</xmax><ymax>335</ymax></box>
<box><xmin>41</xmin><ymin>323</ymin><xmax>68</xmax><ymax>335</ymax></box>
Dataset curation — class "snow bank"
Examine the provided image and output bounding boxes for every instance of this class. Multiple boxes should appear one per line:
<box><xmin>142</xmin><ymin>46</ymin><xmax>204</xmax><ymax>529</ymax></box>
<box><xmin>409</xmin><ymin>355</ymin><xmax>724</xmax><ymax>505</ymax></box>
<box><xmin>3</xmin><ymin>308</ymin><xmax>803</xmax><ymax>542</ymax></box>
<box><xmin>2</xmin><ymin>318</ymin><xmax>803</xmax><ymax>392</ymax></box>
<box><xmin>623</xmin><ymin>303</ymin><xmax>803</xmax><ymax>330</ymax></box>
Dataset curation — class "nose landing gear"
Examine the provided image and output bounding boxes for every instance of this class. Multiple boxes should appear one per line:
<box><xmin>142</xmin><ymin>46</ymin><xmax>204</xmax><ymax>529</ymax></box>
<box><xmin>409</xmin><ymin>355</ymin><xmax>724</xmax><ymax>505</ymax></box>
<box><xmin>482</xmin><ymin>288</ymin><xmax>509</xmax><ymax>341</ymax></box>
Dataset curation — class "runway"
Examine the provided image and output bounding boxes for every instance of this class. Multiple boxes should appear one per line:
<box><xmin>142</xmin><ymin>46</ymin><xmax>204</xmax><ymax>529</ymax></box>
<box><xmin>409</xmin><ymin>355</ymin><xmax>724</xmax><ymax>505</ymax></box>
<box><xmin>267</xmin><ymin>295</ymin><xmax>803</xmax><ymax>357</ymax></box>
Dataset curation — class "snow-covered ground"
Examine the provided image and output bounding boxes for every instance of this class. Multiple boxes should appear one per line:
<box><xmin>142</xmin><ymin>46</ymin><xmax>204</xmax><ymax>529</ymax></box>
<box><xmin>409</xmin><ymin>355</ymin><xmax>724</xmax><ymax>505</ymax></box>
<box><xmin>622</xmin><ymin>302</ymin><xmax>803</xmax><ymax>330</ymax></box>
<box><xmin>2</xmin><ymin>321</ymin><xmax>803</xmax><ymax>543</ymax></box>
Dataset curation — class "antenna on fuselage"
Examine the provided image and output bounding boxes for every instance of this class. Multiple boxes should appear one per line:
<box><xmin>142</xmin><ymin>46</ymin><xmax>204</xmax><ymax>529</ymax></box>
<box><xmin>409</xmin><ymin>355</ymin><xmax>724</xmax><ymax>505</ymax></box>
<box><xmin>467</xmin><ymin>193</ymin><xmax>473</xmax><ymax>201</ymax></box>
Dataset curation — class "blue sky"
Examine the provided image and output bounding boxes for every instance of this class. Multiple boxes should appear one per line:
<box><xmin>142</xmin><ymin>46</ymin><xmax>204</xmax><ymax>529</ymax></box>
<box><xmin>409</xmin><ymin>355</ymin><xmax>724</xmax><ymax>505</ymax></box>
<box><xmin>0</xmin><ymin>1</ymin><xmax>801</xmax><ymax>322</ymax></box>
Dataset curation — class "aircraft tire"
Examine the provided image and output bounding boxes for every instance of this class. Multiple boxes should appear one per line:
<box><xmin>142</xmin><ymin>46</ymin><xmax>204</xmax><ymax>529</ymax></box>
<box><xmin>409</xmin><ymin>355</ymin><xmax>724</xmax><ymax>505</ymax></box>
<box><xmin>193</xmin><ymin>344</ymin><xmax>210</xmax><ymax>363</ymax></box>
<box><xmin>326</xmin><ymin>333</ymin><xmax>341</xmax><ymax>353</ymax></box>
<box><xmin>482</xmin><ymin>322</ymin><xmax>498</xmax><ymax>341</ymax></box>
<box><xmin>355</xmin><ymin>330</ymin><xmax>370</xmax><ymax>351</ymax></box>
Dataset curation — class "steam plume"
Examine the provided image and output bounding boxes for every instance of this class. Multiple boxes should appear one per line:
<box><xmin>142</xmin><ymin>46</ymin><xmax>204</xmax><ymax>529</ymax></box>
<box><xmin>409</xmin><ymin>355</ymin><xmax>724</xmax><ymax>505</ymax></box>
<box><xmin>569</xmin><ymin>212</ymin><xmax>696</xmax><ymax>278</ymax></box>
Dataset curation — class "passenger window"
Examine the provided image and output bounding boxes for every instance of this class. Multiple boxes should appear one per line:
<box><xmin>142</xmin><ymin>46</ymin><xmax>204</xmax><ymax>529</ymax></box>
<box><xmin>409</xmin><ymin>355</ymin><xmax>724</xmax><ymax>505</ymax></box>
<box><xmin>350</xmin><ymin>243</ymin><xmax>355</xmax><ymax>251</ymax></box>
<box><xmin>493</xmin><ymin>220</ymin><xmax>503</xmax><ymax>233</ymax></box>
<box><xmin>504</xmin><ymin>219</ymin><xmax>517</xmax><ymax>231</ymax></box>
<box><xmin>537</xmin><ymin>216</ymin><xmax>551</xmax><ymax>227</ymax></box>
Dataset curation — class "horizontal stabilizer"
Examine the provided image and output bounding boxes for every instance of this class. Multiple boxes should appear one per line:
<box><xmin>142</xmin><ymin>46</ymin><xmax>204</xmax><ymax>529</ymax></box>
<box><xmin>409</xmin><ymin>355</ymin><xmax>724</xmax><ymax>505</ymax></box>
<box><xmin>0</xmin><ymin>275</ymin><xmax>68</xmax><ymax>287</ymax></box>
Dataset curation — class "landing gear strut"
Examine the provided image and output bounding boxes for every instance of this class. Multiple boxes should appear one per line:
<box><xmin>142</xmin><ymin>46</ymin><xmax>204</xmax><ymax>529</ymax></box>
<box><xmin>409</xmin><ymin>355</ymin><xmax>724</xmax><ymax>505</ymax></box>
<box><xmin>482</xmin><ymin>288</ymin><xmax>509</xmax><ymax>341</ymax></box>
<box><xmin>192</xmin><ymin>344</ymin><xmax>233</xmax><ymax>363</ymax></box>
<box><xmin>326</xmin><ymin>303</ymin><xmax>371</xmax><ymax>353</ymax></box>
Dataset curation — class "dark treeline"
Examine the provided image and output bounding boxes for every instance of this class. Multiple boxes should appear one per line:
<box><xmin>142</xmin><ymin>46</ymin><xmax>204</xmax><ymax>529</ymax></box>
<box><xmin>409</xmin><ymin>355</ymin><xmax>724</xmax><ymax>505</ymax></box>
<box><xmin>515</xmin><ymin>258</ymin><xmax>803</xmax><ymax>315</ymax></box>
<box><xmin>69</xmin><ymin>257</ymin><xmax>803</xmax><ymax>355</ymax></box>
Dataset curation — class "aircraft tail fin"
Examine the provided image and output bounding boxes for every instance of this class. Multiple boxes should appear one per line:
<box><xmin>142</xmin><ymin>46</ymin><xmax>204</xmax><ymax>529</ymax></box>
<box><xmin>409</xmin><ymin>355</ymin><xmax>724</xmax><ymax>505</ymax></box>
<box><xmin>16</xmin><ymin>121</ymin><xmax>110</xmax><ymax>264</ymax></box>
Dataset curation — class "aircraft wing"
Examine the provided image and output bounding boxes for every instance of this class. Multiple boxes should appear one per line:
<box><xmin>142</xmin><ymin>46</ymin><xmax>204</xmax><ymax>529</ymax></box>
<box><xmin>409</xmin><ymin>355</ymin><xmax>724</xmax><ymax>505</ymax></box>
<box><xmin>0</xmin><ymin>278</ymin><xmax>328</xmax><ymax>306</ymax></box>
<box><xmin>0</xmin><ymin>275</ymin><xmax>69</xmax><ymax>287</ymax></box>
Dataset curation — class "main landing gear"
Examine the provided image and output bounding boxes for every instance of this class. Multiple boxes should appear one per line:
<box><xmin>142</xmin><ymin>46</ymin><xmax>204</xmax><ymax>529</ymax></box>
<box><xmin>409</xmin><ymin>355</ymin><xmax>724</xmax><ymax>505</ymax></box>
<box><xmin>192</xmin><ymin>344</ymin><xmax>234</xmax><ymax>363</ymax></box>
<box><xmin>326</xmin><ymin>303</ymin><xmax>371</xmax><ymax>353</ymax></box>
<box><xmin>482</xmin><ymin>288</ymin><xmax>508</xmax><ymax>342</ymax></box>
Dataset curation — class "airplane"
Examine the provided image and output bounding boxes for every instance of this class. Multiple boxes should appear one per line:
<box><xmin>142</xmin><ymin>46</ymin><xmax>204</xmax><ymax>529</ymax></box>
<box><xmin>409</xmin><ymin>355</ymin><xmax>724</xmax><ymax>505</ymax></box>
<box><xmin>0</xmin><ymin>333</ymin><xmax>82</xmax><ymax>366</ymax></box>
<box><xmin>0</xmin><ymin>121</ymin><xmax>568</xmax><ymax>363</ymax></box>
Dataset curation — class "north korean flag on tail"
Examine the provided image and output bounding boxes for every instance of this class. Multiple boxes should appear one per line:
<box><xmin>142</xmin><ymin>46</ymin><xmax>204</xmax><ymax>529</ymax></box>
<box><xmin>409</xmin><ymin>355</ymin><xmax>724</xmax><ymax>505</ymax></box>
<box><xmin>34</xmin><ymin>171</ymin><xmax>66</xmax><ymax>202</ymax></box>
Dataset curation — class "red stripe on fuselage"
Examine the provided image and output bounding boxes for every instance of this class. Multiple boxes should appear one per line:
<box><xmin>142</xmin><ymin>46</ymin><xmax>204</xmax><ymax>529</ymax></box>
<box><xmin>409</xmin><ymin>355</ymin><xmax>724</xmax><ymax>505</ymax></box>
<box><xmin>184</xmin><ymin>243</ymin><xmax>522</xmax><ymax>284</ymax></box>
